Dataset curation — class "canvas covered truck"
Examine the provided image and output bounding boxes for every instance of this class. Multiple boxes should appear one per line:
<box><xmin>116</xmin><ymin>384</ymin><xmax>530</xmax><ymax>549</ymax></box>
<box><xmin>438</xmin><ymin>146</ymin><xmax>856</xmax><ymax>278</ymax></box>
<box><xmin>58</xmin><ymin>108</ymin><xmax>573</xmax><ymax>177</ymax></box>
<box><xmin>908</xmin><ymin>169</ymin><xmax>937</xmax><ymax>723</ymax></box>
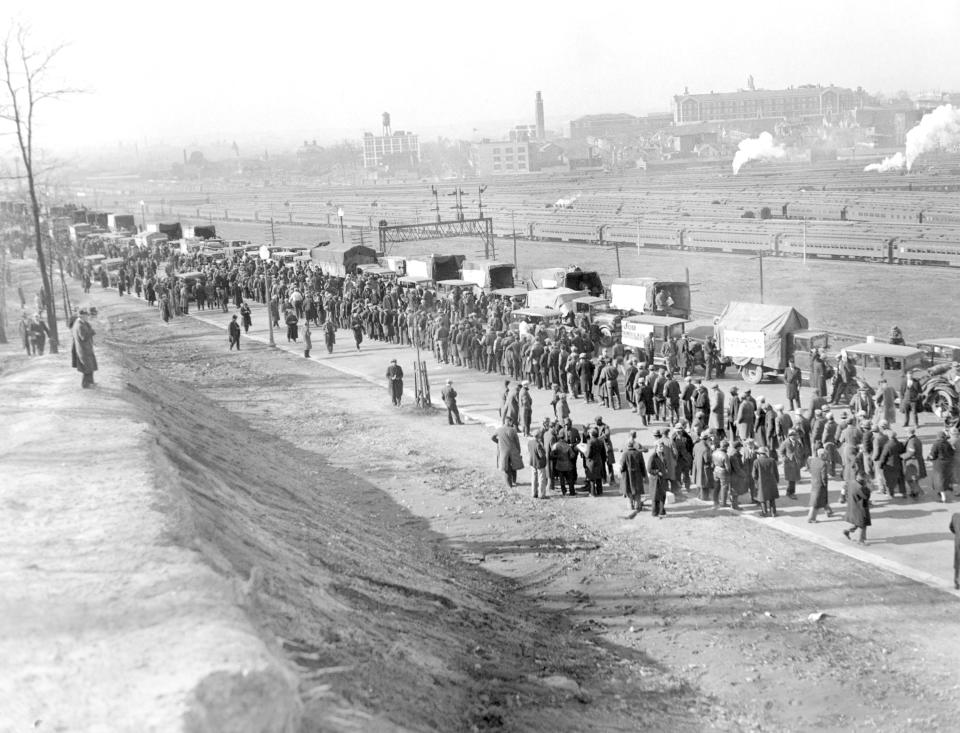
<box><xmin>461</xmin><ymin>260</ymin><xmax>515</xmax><ymax>291</ymax></box>
<box><xmin>609</xmin><ymin>278</ymin><xmax>691</xmax><ymax>319</ymax></box>
<box><xmin>529</xmin><ymin>267</ymin><xmax>603</xmax><ymax>296</ymax></box>
<box><xmin>715</xmin><ymin>302</ymin><xmax>828</xmax><ymax>384</ymax></box>
<box><xmin>310</xmin><ymin>244</ymin><xmax>377</xmax><ymax>277</ymax></box>
<box><xmin>404</xmin><ymin>254</ymin><xmax>466</xmax><ymax>283</ymax></box>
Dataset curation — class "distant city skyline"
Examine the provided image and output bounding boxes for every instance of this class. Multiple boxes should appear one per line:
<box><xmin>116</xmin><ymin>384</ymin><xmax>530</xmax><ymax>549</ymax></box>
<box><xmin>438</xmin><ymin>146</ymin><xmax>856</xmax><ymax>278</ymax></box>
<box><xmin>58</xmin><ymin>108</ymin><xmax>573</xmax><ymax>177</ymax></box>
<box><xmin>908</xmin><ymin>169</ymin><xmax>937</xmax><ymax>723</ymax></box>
<box><xmin>4</xmin><ymin>0</ymin><xmax>960</xmax><ymax>156</ymax></box>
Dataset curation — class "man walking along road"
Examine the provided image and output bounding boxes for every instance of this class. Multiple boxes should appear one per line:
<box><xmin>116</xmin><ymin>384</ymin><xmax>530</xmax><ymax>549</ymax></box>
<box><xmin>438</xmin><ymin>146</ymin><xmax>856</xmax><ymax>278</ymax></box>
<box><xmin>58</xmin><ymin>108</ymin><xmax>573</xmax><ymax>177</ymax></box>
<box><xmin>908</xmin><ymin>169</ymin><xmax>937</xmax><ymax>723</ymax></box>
<box><xmin>441</xmin><ymin>379</ymin><xmax>463</xmax><ymax>425</ymax></box>
<box><xmin>71</xmin><ymin>309</ymin><xmax>98</xmax><ymax>388</ymax></box>
<box><xmin>386</xmin><ymin>359</ymin><xmax>404</xmax><ymax>406</ymax></box>
<box><xmin>228</xmin><ymin>315</ymin><xmax>241</xmax><ymax>350</ymax></box>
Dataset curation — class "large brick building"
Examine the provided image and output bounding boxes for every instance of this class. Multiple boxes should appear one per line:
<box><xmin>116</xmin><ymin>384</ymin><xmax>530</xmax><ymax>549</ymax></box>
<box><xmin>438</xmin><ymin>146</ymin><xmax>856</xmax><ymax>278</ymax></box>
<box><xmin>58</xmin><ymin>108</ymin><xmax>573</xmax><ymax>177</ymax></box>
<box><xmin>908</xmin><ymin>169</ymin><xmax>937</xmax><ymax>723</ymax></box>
<box><xmin>568</xmin><ymin>112</ymin><xmax>672</xmax><ymax>140</ymax></box>
<box><xmin>362</xmin><ymin>130</ymin><xmax>421</xmax><ymax>169</ymax></box>
<box><xmin>472</xmin><ymin>140</ymin><xmax>538</xmax><ymax>176</ymax></box>
<box><xmin>673</xmin><ymin>86</ymin><xmax>858</xmax><ymax>125</ymax></box>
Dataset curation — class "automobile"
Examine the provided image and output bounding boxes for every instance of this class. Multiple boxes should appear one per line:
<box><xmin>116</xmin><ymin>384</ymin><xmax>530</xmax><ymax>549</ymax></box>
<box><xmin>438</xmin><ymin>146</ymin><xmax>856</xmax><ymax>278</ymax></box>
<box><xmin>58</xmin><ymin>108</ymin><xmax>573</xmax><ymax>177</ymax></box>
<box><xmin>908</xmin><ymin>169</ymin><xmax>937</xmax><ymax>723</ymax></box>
<box><xmin>435</xmin><ymin>279</ymin><xmax>477</xmax><ymax>298</ymax></box>
<box><xmin>490</xmin><ymin>287</ymin><xmax>529</xmax><ymax>305</ymax></box>
<box><xmin>841</xmin><ymin>342</ymin><xmax>926</xmax><ymax>391</ymax></box>
<box><xmin>397</xmin><ymin>275</ymin><xmax>435</xmax><ymax>290</ymax></box>
<box><xmin>915</xmin><ymin>338</ymin><xmax>960</xmax><ymax>368</ymax></box>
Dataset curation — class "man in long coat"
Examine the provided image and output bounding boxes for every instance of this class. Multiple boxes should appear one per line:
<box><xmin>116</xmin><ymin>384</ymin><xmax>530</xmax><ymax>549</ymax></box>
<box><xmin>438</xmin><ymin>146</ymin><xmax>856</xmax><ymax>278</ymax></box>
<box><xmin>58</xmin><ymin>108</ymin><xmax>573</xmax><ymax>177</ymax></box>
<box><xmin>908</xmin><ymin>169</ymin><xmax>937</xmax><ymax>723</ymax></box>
<box><xmin>584</xmin><ymin>429</ymin><xmax>607</xmax><ymax>496</ymax></box>
<box><xmin>843</xmin><ymin>473</ymin><xmax>872</xmax><ymax>544</ymax></box>
<box><xmin>386</xmin><ymin>358</ymin><xmax>404</xmax><ymax>406</ymax></box>
<box><xmin>902</xmin><ymin>427</ymin><xmax>927</xmax><ymax>498</ymax></box>
<box><xmin>779</xmin><ymin>429</ymin><xmax>804</xmax><ymax>499</ymax></box>
<box><xmin>928</xmin><ymin>429</ymin><xmax>955</xmax><ymax>503</ymax></box>
<box><xmin>647</xmin><ymin>442</ymin><xmax>670</xmax><ymax>518</ymax></box>
<box><xmin>492</xmin><ymin>418</ymin><xmax>524</xmax><ymax>488</ymax></box>
<box><xmin>807</xmin><ymin>447</ymin><xmax>832</xmax><ymax>522</ymax></box>
<box><xmin>879</xmin><ymin>429</ymin><xmax>906</xmax><ymax>498</ymax></box>
<box><xmin>784</xmin><ymin>358</ymin><xmax>802</xmax><ymax>411</ymax></box>
<box><xmin>618</xmin><ymin>440</ymin><xmax>648</xmax><ymax>512</ymax></box>
<box><xmin>72</xmin><ymin>310</ymin><xmax>98</xmax><ymax>388</ymax></box>
<box><xmin>709</xmin><ymin>385</ymin><xmax>725</xmax><ymax>438</ymax></box>
<box><xmin>691</xmin><ymin>431</ymin><xmax>714</xmax><ymax>500</ymax></box>
<box><xmin>736</xmin><ymin>392</ymin><xmax>755</xmax><ymax>440</ymax></box>
<box><xmin>753</xmin><ymin>446</ymin><xmax>780</xmax><ymax>517</ymax></box>
<box><xmin>810</xmin><ymin>350</ymin><xmax>828</xmax><ymax>397</ymax></box>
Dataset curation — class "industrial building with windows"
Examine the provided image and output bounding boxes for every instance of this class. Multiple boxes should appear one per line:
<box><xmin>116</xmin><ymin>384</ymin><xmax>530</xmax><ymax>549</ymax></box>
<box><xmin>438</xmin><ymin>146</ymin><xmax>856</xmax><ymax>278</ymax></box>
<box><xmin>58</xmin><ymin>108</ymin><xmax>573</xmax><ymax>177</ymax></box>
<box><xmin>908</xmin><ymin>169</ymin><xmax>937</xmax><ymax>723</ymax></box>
<box><xmin>362</xmin><ymin>130</ymin><xmax>421</xmax><ymax>169</ymax></box>
<box><xmin>673</xmin><ymin>85</ymin><xmax>858</xmax><ymax>125</ymax></box>
<box><xmin>472</xmin><ymin>140</ymin><xmax>538</xmax><ymax>176</ymax></box>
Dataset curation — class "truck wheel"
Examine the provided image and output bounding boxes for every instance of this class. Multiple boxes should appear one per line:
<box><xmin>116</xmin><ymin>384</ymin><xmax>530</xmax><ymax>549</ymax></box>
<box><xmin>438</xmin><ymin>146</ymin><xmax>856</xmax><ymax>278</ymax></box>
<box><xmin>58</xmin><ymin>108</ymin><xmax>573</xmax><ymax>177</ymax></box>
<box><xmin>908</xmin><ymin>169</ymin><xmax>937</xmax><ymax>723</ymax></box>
<box><xmin>741</xmin><ymin>365</ymin><xmax>765</xmax><ymax>384</ymax></box>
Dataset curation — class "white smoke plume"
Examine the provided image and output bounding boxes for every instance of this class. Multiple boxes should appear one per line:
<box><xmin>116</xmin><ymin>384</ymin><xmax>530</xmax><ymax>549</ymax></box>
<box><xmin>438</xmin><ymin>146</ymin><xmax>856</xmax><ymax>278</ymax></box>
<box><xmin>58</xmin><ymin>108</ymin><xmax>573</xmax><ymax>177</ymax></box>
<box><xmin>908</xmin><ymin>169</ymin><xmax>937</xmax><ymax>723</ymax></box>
<box><xmin>863</xmin><ymin>151</ymin><xmax>905</xmax><ymax>173</ymax></box>
<box><xmin>732</xmin><ymin>132</ymin><xmax>786</xmax><ymax>174</ymax></box>
<box><xmin>554</xmin><ymin>192</ymin><xmax>581</xmax><ymax>208</ymax></box>
<box><xmin>905</xmin><ymin>104</ymin><xmax>960</xmax><ymax>170</ymax></box>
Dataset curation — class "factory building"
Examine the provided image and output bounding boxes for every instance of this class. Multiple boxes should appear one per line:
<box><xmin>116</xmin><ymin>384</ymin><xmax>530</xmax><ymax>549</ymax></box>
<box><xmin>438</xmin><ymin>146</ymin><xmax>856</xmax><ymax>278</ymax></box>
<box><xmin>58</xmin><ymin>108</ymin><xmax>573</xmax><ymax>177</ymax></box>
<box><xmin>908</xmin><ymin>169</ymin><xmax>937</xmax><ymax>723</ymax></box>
<box><xmin>472</xmin><ymin>140</ymin><xmax>538</xmax><ymax>176</ymax></box>
<box><xmin>568</xmin><ymin>112</ymin><xmax>673</xmax><ymax>140</ymax></box>
<box><xmin>362</xmin><ymin>129</ymin><xmax>421</xmax><ymax>169</ymax></box>
<box><xmin>673</xmin><ymin>86</ymin><xmax>858</xmax><ymax>125</ymax></box>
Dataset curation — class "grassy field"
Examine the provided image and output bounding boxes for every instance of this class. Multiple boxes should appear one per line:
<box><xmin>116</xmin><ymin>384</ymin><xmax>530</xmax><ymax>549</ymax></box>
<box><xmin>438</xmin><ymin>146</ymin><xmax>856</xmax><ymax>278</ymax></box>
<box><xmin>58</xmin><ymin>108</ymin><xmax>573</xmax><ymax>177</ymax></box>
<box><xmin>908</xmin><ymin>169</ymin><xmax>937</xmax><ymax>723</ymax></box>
<box><xmin>199</xmin><ymin>218</ymin><xmax>959</xmax><ymax>342</ymax></box>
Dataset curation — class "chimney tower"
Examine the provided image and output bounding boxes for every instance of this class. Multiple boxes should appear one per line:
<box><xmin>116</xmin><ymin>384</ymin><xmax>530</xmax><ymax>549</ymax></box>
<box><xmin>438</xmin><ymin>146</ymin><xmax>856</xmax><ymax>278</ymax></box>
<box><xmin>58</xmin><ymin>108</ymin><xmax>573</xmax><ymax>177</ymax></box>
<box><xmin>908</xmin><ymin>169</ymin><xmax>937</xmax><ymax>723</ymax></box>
<box><xmin>535</xmin><ymin>91</ymin><xmax>545</xmax><ymax>140</ymax></box>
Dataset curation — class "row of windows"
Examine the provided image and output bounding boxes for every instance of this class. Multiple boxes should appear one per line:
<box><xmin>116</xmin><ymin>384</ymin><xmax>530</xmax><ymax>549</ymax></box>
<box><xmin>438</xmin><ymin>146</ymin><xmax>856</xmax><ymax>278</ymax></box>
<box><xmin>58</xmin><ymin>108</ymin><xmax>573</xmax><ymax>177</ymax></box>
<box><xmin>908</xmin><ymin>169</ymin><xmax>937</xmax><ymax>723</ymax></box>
<box><xmin>492</xmin><ymin>162</ymin><xmax>528</xmax><ymax>170</ymax></box>
<box><xmin>491</xmin><ymin>147</ymin><xmax>526</xmax><ymax>154</ymax></box>
<box><xmin>492</xmin><ymin>154</ymin><xmax>526</xmax><ymax>162</ymax></box>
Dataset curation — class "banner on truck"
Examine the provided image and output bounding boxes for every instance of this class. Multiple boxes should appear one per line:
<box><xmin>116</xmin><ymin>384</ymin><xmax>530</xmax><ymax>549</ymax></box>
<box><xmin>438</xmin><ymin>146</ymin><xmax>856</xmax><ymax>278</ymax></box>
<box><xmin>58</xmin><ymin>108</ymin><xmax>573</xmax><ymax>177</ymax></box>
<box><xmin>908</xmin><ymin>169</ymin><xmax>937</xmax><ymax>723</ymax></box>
<box><xmin>723</xmin><ymin>329</ymin><xmax>765</xmax><ymax>359</ymax></box>
<box><xmin>621</xmin><ymin>319</ymin><xmax>653</xmax><ymax>348</ymax></box>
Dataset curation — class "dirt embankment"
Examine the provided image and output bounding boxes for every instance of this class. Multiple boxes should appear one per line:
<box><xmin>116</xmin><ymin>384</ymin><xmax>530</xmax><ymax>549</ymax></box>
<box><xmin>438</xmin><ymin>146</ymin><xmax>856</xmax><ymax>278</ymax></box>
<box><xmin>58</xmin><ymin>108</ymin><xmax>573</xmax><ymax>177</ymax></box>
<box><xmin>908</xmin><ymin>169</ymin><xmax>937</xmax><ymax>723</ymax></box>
<box><xmin>107</xmin><ymin>312</ymin><xmax>711</xmax><ymax>731</ymax></box>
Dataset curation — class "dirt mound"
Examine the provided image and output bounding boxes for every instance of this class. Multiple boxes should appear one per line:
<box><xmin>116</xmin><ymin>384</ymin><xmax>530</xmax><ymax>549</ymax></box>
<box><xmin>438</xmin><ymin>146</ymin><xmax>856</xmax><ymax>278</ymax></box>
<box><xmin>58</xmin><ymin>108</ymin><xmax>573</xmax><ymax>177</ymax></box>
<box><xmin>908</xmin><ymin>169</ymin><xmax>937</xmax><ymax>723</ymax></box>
<box><xmin>117</xmin><ymin>339</ymin><xmax>706</xmax><ymax>731</ymax></box>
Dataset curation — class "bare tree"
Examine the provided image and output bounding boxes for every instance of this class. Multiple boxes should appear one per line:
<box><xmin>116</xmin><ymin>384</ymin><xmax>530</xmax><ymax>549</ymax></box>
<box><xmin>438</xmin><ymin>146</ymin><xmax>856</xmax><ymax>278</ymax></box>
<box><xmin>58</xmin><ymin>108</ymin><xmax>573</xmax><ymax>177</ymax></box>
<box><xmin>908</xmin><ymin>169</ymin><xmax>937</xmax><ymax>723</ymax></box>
<box><xmin>0</xmin><ymin>25</ymin><xmax>76</xmax><ymax>353</ymax></box>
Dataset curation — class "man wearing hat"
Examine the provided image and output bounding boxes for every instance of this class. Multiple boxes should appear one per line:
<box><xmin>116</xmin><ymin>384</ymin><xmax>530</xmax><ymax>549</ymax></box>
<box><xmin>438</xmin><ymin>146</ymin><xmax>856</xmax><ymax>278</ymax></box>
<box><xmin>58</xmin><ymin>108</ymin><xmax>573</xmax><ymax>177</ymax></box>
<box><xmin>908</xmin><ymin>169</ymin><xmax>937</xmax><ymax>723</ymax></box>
<box><xmin>784</xmin><ymin>357</ymin><xmax>803</xmax><ymax>411</ymax></box>
<box><xmin>619</xmin><ymin>439</ymin><xmax>648</xmax><ymax>513</ymax></box>
<box><xmin>519</xmin><ymin>381</ymin><xmax>533</xmax><ymax>436</ymax></box>
<box><xmin>736</xmin><ymin>389</ymin><xmax>756</xmax><ymax>441</ymax></box>
<box><xmin>903</xmin><ymin>426</ymin><xmax>927</xmax><ymax>499</ymax></box>
<box><xmin>441</xmin><ymin>379</ymin><xmax>463</xmax><ymax>426</ymax></box>
<box><xmin>578</xmin><ymin>353</ymin><xmax>596</xmax><ymax>403</ymax></box>
<box><xmin>681</xmin><ymin>375</ymin><xmax>696</xmax><ymax>424</ymax></box>
<box><xmin>692</xmin><ymin>430</ymin><xmax>714</xmax><ymax>500</ymax></box>
<box><xmin>228</xmin><ymin>314</ymin><xmax>241</xmax><ymax>351</ymax></box>
<box><xmin>779</xmin><ymin>428</ymin><xmax>804</xmax><ymax>499</ymax></box>
<box><xmin>879</xmin><ymin>428</ymin><xmax>906</xmax><ymax>498</ymax></box>
<box><xmin>647</xmin><ymin>441</ymin><xmax>670</xmax><ymax>517</ymax></box>
<box><xmin>71</xmin><ymin>308</ymin><xmax>98</xmax><ymax>389</ymax></box>
<box><xmin>726</xmin><ymin>386</ymin><xmax>741</xmax><ymax>439</ymax></box>
<box><xmin>928</xmin><ymin>429</ymin><xmax>955</xmax><ymax>504</ymax></box>
<box><xmin>386</xmin><ymin>358</ymin><xmax>404</xmax><ymax>406</ymax></box>
<box><xmin>753</xmin><ymin>446</ymin><xmax>781</xmax><ymax>517</ymax></box>
<box><xmin>709</xmin><ymin>384</ymin><xmax>726</xmax><ymax>439</ymax></box>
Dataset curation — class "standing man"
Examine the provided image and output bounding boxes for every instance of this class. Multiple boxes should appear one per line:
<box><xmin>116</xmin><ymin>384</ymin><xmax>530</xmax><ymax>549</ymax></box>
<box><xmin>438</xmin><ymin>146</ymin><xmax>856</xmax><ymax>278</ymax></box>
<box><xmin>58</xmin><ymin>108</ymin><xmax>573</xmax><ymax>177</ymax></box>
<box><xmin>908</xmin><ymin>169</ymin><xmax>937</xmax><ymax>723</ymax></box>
<box><xmin>71</xmin><ymin>309</ymin><xmax>98</xmax><ymax>389</ymax></box>
<box><xmin>647</xmin><ymin>442</ymin><xmax>670</xmax><ymax>518</ymax></box>
<box><xmin>491</xmin><ymin>417</ymin><xmax>523</xmax><ymax>488</ymax></box>
<box><xmin>929</xmin><ymin>429</ymin><xmax>955</xmax><ymax>504</ymax></box>
<box><xmin>324</xmin><ymin>318</ymin><xmax>336</xmax><ymax>354</ymax></box>
<box><xmin>901</xmin><ymin>373</ymin><xmax>921</xmax><ymax>428</ymax></box>
<box><xmin>519</xmin><ymin>381</ymin><xmax>533</xmax><ymax>437</ymax></box>
<box><xmin>753</xmin><ymin>446</ymin><xmax>780</xmax><ymax>517</ymax></box>
<box><xmin>709</xmin><ymin>384</ymin><xmax>726</xmax><ymax>439</ymax></box>
<box><xmin>784</xmin><ymin>358</ymin><xmax>802</xmax><ymax>411</ymax></box>
<box><xmin>386</xmin><ymin>358</ymin><xmax>404</xmax><ymax>406</ymax></box>
<box><xmin>303</xmin><ymin>321</ymin><xmax>313</xmax><ymax>358</ymax></box>
<box><xmin>228</xmin><ymin>314</ymin><xmax>241</xmax><ymax>350</ymax></box>
<box><xmin>441</xmin><ymin>379</ymin><xmax>463</xmax><ymax>425</ymax></box>
<box><xmin>527</xmin><ymin>429</ymin><xmax>549</xmax><ymax>499</ymax></box>
<box><xmin>619</xmin><ymin>440</ymin><xmax>648</xmax><ymax>513</ymax></box>
<box><xmin>807</xmin><ymin>447</ymin><xmax>833</xmax><ymax>522</ymax></box>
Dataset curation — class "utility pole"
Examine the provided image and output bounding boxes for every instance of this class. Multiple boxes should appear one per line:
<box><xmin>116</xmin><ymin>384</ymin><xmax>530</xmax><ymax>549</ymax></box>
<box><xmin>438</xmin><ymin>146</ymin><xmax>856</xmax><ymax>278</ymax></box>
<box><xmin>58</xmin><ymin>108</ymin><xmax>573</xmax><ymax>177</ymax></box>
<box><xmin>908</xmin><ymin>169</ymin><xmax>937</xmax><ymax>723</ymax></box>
<box><xmin>431</xmin><ymin>185</ymin><xmax>441</xmax><ymax>223</ymax></box>
<box><xmin>478</xmin><ymin>184</ymin><xmax>487</xmax><ymax>219</ymax></box>
<box><xmin>511</xmin><ymin>211</ymin><xmax>518</xmax><ymax>270</ymax></box>
<box><xmin>759</xmin><ymin>249</ymin><xmax>764</xmax><ymax>303</ymax></box>
<box><xmin>802</xmin><ymin>218</ymin><xmax>807</xmax><ymax>265</ymax></box>
<box><xmin>599</xmin><ymin>225</ymin><xmax>620</xmax><ymax>278</ymax></box>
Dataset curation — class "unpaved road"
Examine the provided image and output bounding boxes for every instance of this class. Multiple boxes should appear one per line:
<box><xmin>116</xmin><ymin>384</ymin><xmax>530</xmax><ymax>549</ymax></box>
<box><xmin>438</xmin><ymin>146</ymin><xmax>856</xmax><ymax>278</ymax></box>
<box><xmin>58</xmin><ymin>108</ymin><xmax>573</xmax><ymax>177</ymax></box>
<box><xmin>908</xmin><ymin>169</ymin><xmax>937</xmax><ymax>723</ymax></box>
<box><xmin>5</xmin><ymin>256</ymin><xmax>960</xmax><ymax>732</ymax></box>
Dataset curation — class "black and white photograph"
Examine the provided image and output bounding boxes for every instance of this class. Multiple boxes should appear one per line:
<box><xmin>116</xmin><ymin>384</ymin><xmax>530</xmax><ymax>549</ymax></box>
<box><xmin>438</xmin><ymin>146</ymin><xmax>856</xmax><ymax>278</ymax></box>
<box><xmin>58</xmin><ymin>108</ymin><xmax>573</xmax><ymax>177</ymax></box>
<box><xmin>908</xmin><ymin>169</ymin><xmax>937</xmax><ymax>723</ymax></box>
<box><xmin>2</xmin><ymin>1</ymin><xmax>960</xmax><ymax>730</ymax></box>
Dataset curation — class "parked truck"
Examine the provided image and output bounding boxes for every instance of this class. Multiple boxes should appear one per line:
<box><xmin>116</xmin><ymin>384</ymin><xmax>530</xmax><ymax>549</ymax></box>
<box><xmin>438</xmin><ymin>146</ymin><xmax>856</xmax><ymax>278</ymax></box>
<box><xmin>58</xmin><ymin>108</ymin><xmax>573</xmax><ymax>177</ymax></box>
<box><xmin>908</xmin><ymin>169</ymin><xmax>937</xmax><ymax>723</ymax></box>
<box><xmin>404</xmin><ymin>254</ymin><xmax>466</xmax><ymax>282</ymax></box>
<box><xmin>461</xmin><ymin>260</ymin><xmax>515</xmax><ymax>290</ymax></box>
<box><xmin>609</xmin><ymin>278</ymin><xmax>691</xmax><ymax>319</ymax></box>
<box><xmin>715</xmin><ymin>301</ymin><xmax>828</xmax><ymax>384</ymax></box>
<box><xmin>529</xmin><ymin>266</ymin><xmax>603</xmax><ymax>296</ymax></box>
<box><xmin>310</xmin><ymin>244</ymin><xmax>377</xmax><ymax>277</ymax></box>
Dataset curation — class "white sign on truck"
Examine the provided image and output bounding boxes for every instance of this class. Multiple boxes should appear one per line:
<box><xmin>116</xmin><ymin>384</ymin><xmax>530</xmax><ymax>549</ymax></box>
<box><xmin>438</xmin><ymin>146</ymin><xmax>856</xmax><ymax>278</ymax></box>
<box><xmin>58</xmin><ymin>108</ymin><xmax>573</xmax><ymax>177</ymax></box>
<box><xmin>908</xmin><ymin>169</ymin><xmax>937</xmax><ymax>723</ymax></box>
<box><xmin>404</xmin><ymin>259</ymin><xmax>430</xmax><ymax>279</ymax></box>
<box><xmin>621</xmin><ymin>319</ymin><xmax>653</xmax><ymax>348</ymax></box>
<box><xmin>610</xmin><ymin>282</ymin><xmax>650</xmax><ymax>313</ymax></box>
<box><xmin>722</xmin><ymin>329</ymin><xmax>766</xmax><ymax>360</ymax></box>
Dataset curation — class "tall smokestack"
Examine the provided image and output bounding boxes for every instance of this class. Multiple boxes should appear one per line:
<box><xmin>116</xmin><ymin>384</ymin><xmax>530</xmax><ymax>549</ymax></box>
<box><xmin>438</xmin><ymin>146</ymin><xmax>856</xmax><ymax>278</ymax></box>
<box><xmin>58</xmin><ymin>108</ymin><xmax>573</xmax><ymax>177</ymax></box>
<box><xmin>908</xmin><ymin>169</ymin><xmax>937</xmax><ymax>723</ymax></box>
<box><xmin>535</xmin><ymin>91</ymin><xmax>545</xmax><ymax>140</ymax></box>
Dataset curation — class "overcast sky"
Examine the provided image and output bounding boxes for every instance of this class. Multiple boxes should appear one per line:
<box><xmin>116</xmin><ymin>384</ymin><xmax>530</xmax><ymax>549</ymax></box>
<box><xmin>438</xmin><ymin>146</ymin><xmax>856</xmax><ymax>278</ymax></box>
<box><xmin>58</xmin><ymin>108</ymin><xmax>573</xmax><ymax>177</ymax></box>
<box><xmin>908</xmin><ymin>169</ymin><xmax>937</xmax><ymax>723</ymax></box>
<box><xmin>6</xmin><ymin>0</ymin><xmax>960</xmax><ymax>152</ymax></box>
